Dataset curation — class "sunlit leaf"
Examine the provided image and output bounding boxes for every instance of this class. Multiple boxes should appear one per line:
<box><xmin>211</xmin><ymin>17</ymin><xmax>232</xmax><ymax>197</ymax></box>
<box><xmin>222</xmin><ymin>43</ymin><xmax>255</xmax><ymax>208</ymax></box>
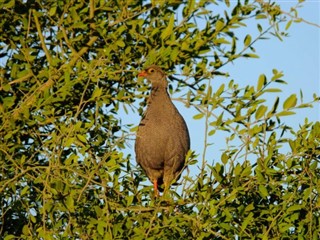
<box><xmin>259</xmin><ymin>185</ymin><xmax>268</xmax><ymax>198</ymax></box>
<box><xmin>242</xmin><ymin>53</ymin><xmax>259</xmax><ymax>58</ymax></box>
<box><xmin>283</xmin><ymin>94</ymin><xmax>297</xmax><ymax>109</ymax></box>
<box><xmin>276</xmin><ymin>111</ymin><xmax>296</xmax><ymax>117</ymax></box>
<box><xmin>257</xmin><ymin>74</ymin><xmax>266</xmax><ymax>91</ymax></box>
<box><xmin>215</xmin><ymin>20</ymin><xmax>225</xmax><ymax>32</ymax></box>
<box><xmin>255</xmin><ymin>105</ymin><xmax>267</xmax><ymax>120</ymax></box>
<box><xmin>161</xmin><ymin>14</ymin><xmax>175</xmax><ymax>40</ymax></box>
<box><xmin>77</xmin><ymin>134</ymin><xmax>87</xmax><ymax>143</ymax></box>
<box><xmin>2</xmin><ymin>233</ymin><xmax>14</xmax><ymax>240</ymax></box>
<box><xmin>263</xmin><ymin>88</ymin><xmax>282</xmax><ymax>93</ymax></box>
<box><xmin>193</xmin><ymin>113</ymin><xmax>204</xmax><ymax>119</ymax></box>
<box><xmin>287</xmin><ymin>205</ymin><xmax>303</xmax><ymax>212</ymax></box>
<box><xmin>21</xmin><ymin>186</ymin><xmax>30</xmax><ymax>196</ymax></box>
<box><xmin>221</xmin><ymin>152</ymin><xmax>228</xmax><ymax>164</ymax></box>
<box><xmin>285</xmin><ymin>20</ymin><xmax>292</xmax><ymax>30</ymax></box>
<box><xmin>244</xmin><ymin>34</ymin><xmax>252</xmax><ymax>47</ymax></box>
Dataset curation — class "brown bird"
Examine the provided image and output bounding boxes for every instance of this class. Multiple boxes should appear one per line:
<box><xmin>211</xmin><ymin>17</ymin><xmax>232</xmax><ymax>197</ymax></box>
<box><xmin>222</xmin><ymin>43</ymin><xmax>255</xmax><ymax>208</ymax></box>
<box><xmin>135</xmin><ymin>65</ymin><xmax>190</xmax><ymax>197</ymax></box>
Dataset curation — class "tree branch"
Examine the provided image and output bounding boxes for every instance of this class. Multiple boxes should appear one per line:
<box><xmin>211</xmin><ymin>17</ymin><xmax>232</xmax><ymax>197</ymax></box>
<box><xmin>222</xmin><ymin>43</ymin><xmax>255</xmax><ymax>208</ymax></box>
<box><xmin>33</xmin><ymin>10</ymin><xmax>52</xmax><ymax>65</ymax></box>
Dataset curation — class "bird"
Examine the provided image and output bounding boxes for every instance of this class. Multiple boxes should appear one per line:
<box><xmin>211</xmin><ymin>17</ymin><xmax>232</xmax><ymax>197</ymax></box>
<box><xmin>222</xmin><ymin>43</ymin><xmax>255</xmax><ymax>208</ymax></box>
<box><xmin>135</xmin><ymin>65</ymin><xmax>190</xmax><ymax>197</ymax></box>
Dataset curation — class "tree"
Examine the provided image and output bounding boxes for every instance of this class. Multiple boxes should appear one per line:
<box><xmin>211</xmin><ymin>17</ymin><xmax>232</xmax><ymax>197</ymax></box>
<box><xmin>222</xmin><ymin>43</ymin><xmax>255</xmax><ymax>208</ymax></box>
<box><xmin>1</xmin><ymin>0</ymin><xmax>319</xmax><ymax>239</ymax></box>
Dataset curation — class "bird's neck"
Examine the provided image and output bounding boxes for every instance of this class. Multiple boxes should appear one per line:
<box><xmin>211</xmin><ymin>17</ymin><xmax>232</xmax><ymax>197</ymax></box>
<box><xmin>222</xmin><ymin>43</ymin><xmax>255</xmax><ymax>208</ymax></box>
<box><xmin>145</xmin><ymin>85</ymin><xmax>175</xmax><ymax>116</ymax></box>
<box><xmin>150</xmin><ymin>85</ymin><xmax>169</xmax><ymax>100</ymax></box>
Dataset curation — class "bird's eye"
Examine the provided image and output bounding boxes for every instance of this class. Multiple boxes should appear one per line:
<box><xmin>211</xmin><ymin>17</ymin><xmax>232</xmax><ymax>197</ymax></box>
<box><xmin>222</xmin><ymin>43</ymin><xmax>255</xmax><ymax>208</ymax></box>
<box><xmin>148</xmin><ymin>68</ymin><xmax>155</xmax><ymax>73</ymax></box>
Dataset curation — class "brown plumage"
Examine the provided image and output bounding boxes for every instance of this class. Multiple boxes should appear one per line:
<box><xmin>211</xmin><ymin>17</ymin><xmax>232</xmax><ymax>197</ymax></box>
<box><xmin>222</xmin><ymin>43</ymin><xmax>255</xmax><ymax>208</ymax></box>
<box><xmin>135</xmin><ymin>65</ymin><xmax>190</xmax><ymax>196</ymax></box>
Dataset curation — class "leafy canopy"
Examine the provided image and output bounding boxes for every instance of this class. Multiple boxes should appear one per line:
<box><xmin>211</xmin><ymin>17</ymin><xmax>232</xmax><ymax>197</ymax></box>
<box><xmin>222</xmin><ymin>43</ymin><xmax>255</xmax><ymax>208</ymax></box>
<box><xmin>0</xmin><ymin>0</ymin><xmax>319</xmax><ymax>239</ymax></box>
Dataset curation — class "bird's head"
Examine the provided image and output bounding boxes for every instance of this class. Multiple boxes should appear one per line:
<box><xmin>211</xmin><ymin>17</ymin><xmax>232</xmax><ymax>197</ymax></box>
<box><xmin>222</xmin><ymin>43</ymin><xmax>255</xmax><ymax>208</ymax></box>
<box><xmin>138</xmin><ymin>65</ymin><xmax>167</xmax><ymax>87</ymax></box>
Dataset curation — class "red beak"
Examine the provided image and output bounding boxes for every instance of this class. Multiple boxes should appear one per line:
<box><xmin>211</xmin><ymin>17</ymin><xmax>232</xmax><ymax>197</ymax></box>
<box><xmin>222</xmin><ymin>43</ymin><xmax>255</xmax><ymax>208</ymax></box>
<box><xmin>138</xmin><ymin>71</ymin><xmax>148</xmax><ymax>77</ymax></box>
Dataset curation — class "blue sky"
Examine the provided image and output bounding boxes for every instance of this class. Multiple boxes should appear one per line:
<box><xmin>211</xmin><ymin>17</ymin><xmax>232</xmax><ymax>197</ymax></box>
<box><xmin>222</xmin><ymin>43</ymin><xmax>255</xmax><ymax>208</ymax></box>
<box><xmin>172</xmin><ymin>1</ymin><xmax>320</xmax><ymax>167</ymax></box>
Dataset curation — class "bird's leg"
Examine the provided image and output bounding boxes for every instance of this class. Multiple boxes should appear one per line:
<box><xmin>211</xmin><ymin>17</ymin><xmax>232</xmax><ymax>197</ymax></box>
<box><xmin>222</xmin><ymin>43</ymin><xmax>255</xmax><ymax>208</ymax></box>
<box><xmin>153</xmin><ymin>179</ymin><xmax>159</xmax><ymax>197</ymax></box>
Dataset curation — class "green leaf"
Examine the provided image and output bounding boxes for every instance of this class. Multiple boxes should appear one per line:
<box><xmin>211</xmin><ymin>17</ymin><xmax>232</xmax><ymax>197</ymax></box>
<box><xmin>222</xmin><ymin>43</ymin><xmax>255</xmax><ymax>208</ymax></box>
<box><xmin>17</xmin><ymin>69</ymin><xmax>30</xmax><ymax>78</ymax></box>
<box><xmin>97</xmin><ymin>220</ymin><xmax>105</xmax><ymax>236</ymax></box>
<box><xmin>255</xmin><ymin>105</ymin><xmax>267</xmax><ymax>120</ymax></box>
<box><xmin>242</xmin><ymin>204</ymin><xmax>254</xmax><ymax>215</ymax></box>
<box><xmin>77</xmin><ymin>134</ymin><xmax>87</xmax><ymax>143</ymax></box>
<box><xmin>215</xmin><ymin>20</ymin><xmax>224</xmax><ymax>32</ymax></box>
<box><xmin>279</xmin><ymin>223</ymin><xmax>292</xmax><ymax>233</ymax></box>
<box><xmin>271</xmin><ymin>69</ymin><xmax>284</xmax><ymax>81</ymax></box>
<box><xmin>242</xmin><ymin>53</ymin><xmax>259</xmax><ymax>58</ymax></box>
<box><xmin>193</xmin><ymin>113</ymin><xmax>204</xmax><ymax>120</ymax></box>
<box><xmin>183</xmin><ymin>0</ymin><xmax>195</xmax><ymax>17</ymax></box>
<box><xmin>92</xmin><ymin>87</ymin><xmax>102</xmax><ymax>99</ymax></box>
<box><xmin>30</xmin><ymin>214</ymin><xmax>36</xmax><ymax>223</ymax></box>
<box><xmin>2</xmin><ymin>0</ymin><xmax>15</xmax><ymax>8</ymax></box>
<box><xmin>257</xmin><ymin>74</ymin><xmax>266</xmax><ymax>91</ymax></box>
<box><xmin>21</xmin><ymin>186</ymin><xmax>30</xmax><ymax>196</ymax></box>
<box><xmin>48</xmin><ymin>6</ymin><xmax>57</xmax><ymax>16</ymax></box>
<box><xmin>4</xmin><ymin>236</ymin><xmax>16</xmax><ymax>240</ymax></box>
<box><xmin>274</xmin><ymin>79</ymin><xmax>287</xmax><ymax>84</ymax></box>
<box><xmin>214</xmin><ymin>38</ymin><xmax>230</xmax><ymax>44</ymax></box>
<box><xmin>310</xmin><ymin>161</ymin><xmax>318</xmax><ymax>170</ymax></box>
<box><xmin>126</xmin><ymin>195</ymin><xmax>134</xmax><ymax>206</ymax></box>
<box><xmin>299</xmin><ymin>89</ymin><xmax>304</xmax><ymax>103</ymax></box>
<box><xmin>244</xmin><ymin>34</ymin><xmax>252</xmax><ymax>47</ymax></box>
<box><xmin>116</xmin><ymin>40</ymin><xmax>125</xmax><ymax>47</ymax></box>
<box><xmin>256</xmin><ymin>14</ymin><xmax>267</xmax><ymax>19</ymax></box>
<box><xmin>241</xmin><ymin>212</ymin><xmax>253</xmax><ymax>231</ymax></box>
<box><xmin>66</xmin><ymin>196</ymin><xmax>75</xmax><ymax>212</ymax></box>
<box><xmin>289</xmin><ymin>140</ymin><xmax>296</xmax><ymax>153</ymax></box>
<box><xmin>2</xmin><ymin>84</ymin><xmax>11</xmax><ymax>92</ymax></box>
<box><xmin>161</xmin><ymin>14</ymin><xmax>175</xmax><ymax>40</ymax></box>
<box><xmin>130</xmin><ymin>126</ymin><xmax>139</xmax><ymax>132</ymax></box>
<box><xmin>65</xmin><ymin>137</ymin><xmax>75</xmax><ymax>147</ymax></box>
<box><xmin>208</xmin><ymin>129</ymin><xmax>216</xmax><ymax>136</ymax></box>
<box><xmin>215</xmin><ymin>84</ymin><xmax>225</xmax><ymax>96</ymax></box>
<box><xmin>283</xmin><ymin>94</ymin><xmax>297</xmax><ymax>109</ymax></box>
<box><xmin>234</xmin><ymin>164</ymin><xmax>242</xmax><ymax>176</ymax></box>
<box><xmin>22</xmin><ymin>225</ymin><xmax>29</xmax><ymax>236</ymax></box>
<box><xmin>221</xmin><ymin>152</ymin><xmax>228</xmax><ymax>165</ymax></box>
<box><xmin>276</xmin><ymin>111</ymin><xmax>296</xmax><ymax>117</ymax></box>
<box><xmin>271</xmin><ymin>97</ymin><xmax>279</xmax><ymax>113</ymax></box>
<box><xmin>285</xmin><ymin>20</ymin><xmax>292</xmax><ymax>30</ymax></box>
<box><xmin>216</xmin><ymin>112</ymin><xmax>224</xmax><ymax>126</ymax></box>
<box><xmin>259</xmin><ymin>185</ymin><xmax>268</xmax><ymax>198</ymax></box>
<box><xmin>199</xmin><ymin>48</ymin><xmax>211</xmax><ymax>55</ymax></box>
<box><xmin>263</xmin><ymin>88</ymin><xmax>282</xmax><ymax>93</ymax></box>
<box><xmin>287</xmin><ymin>205</ymin><xmax>302</xmax><ymax>212</ymax></box>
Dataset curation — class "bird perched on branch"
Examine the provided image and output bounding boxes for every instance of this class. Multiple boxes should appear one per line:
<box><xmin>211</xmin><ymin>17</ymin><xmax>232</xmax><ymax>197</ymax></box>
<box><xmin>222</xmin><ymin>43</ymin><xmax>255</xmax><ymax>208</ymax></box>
<box><xmin>135</xmin><ymin>65</ymin><xmax>190</xmax><ymax>197</ymax></box>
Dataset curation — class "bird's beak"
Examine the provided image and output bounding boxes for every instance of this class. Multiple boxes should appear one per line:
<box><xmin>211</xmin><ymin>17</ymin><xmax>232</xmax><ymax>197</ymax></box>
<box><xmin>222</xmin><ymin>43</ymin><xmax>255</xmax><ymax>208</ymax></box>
<box><xmin>138</xmin><ymin>71</ymin><xmax>148</xmax><ymax>77</ymax></box>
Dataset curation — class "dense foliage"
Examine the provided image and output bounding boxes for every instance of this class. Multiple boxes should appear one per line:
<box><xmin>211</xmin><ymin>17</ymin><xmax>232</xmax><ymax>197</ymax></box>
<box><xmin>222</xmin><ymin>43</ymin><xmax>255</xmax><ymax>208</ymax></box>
<box><xmin>1</xmin><ymin>0</ymin><xmax>319</xmax><ymax>239</ymax></box>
